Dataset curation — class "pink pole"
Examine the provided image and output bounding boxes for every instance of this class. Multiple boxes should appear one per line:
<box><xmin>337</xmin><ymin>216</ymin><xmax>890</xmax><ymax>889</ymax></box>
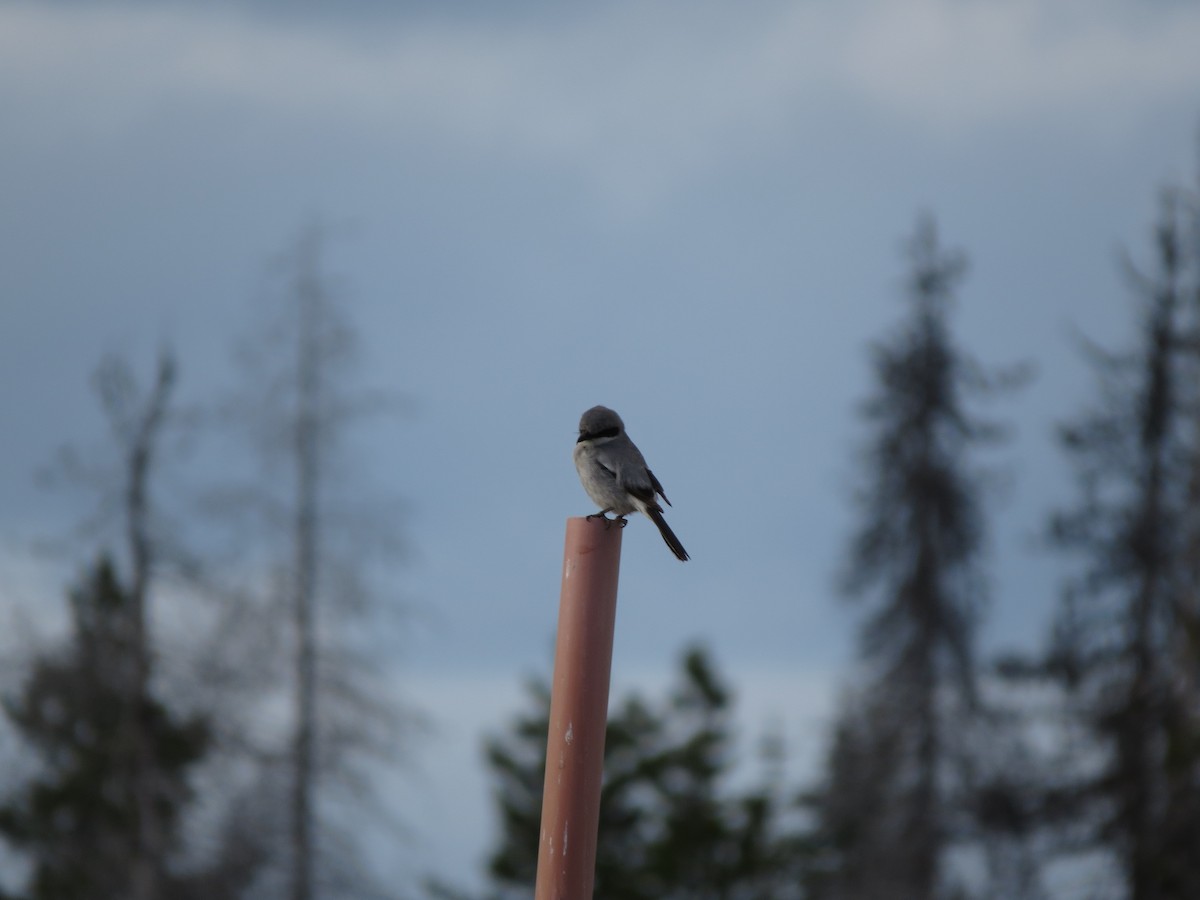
<box><xmin>534</xmin><ymin>516</ymin><xmax>622</xmax><ymax>900</ymax></box>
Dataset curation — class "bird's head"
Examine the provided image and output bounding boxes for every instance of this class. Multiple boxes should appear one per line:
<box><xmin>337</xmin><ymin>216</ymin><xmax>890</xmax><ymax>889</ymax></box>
<box><xmin>577</xmin><ymin>405</ymin><xmax>624</xmax><ymax>443</ymax></box>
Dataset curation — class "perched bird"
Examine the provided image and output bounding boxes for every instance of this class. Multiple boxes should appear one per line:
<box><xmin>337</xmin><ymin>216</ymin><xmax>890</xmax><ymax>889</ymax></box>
<box><xmin>573</xmin><ymin>405</ymin><xmax>689</xmax><ymax>561</ymax></box>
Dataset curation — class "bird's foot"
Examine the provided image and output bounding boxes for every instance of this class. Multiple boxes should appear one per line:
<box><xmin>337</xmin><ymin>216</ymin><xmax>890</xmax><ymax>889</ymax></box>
<box><xmin>586</xmin><ymin>510</ymin><xmax>614</xmax><ymax>528</ymax></box>
<box><xmin>615</xmin><ymin>516</ymin><xmax>629</xmax><ymax>529</ymax></box>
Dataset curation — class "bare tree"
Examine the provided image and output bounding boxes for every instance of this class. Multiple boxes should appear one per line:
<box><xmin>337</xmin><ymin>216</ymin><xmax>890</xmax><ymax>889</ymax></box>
<box><xmin>110</xmin><ymin>354</ymin><xmax>176</xmax><ymax>900</ymax></box>
<box><xmin>16</xmin><ymin>351</ymin><xmax>193</xmax><ymax>899</ymax></box>
<box><xmin>57</xmin><ymin>352</ymin><xmax>183</xmax><ymax>900</ymax></box>
<box><xmin>220</xmin><ymin>223</ymin><xmax>412</xmax><ymax>900</ymax></box>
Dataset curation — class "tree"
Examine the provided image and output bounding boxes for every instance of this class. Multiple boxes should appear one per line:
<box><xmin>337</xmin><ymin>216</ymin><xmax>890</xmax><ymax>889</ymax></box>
<box><xmin>218</xmin><ymin>223</ymin><xmax>412</xmax><ymax>900</ymax></box>
<box><xmin>1035</xmin><ymin>186</ymin><xmax>1200</xmax><ymax>898</ymax></box>
<box><xmin>26</xmin><ymin>352</ymin><xmax>184</xmax><ymax>900</ymax></box>
<box><xmin>804</xmin><ymin>216</ymin><xmax>1015</xmax><ymax>899</ymax></box>
<box><xmin>5</xmin><ymin>350</ymin><xmax>272</xmax><ymax>899</ymax></box>
<box><xmin>102</xmin><ymin>353</ymin><xmax>176</xmax><ymax>900</ymax></box>
<box><xmin>801</xmin><ymin>684</ymin><xmax>919</xmax><ymax>900</ymax></box>
<box><xmin>464</xmin><ymin>645</ymin><xmax>798</xmax><ymax>900</ymax></box>
<box><xmin>0</xmin><ymin>557</ymin><xmax>213</xmax><ymax>900</ymax></box>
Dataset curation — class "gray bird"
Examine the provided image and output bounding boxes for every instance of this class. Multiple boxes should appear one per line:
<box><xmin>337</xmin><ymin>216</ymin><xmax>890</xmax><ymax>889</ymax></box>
<box><xmin>573</xmin><ymin>405</ymin><xmax>689</xmax><ymax>561</ymax></box>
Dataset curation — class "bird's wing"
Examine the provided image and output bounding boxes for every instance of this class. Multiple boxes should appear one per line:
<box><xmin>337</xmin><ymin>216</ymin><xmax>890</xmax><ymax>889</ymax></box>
<box><xmin>590</xmin><ymin>445</ymin><xmax>621</xmax><ymax>485</ymax></box>
<box><xmin>625</xmin><ymin>481</ymin><xmax>661</xmax><ymax>511</ymax></box>
<box><xmin>598</xmin><ymin>439</ymin><xmax>666</xmax><ymax>511</ymax></box>
<box><xmin>623</xmin><ymin>465</ymin><xmax>665</xmax><ymax>514</ymax></box>
<box><xmin>646</xmin><ymin>468</ymin><xmax>672</xmax><ymax>507</ymax></box>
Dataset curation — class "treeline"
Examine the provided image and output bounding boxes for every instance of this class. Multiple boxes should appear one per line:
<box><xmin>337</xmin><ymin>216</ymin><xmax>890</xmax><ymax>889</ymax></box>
<box><xmin>0</xmin><ymin>226</ymin><xmax>411</xmax><ymax>900</ymax></box>
<box><xmin>449</xmin><ymin>161</ymin><xmax>1200</xmax><ymax>899</ymax></box>
<box><xmin>3</xmin><ymin>155</ymin><xmax>1200</xmax><ymax>900</ymax></box>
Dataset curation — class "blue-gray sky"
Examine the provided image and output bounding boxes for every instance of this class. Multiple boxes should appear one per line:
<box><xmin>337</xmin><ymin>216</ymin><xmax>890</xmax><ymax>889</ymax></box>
<box><xmin>2</xmin><ymin>0</ymin><xmax>1200</xmax><ymax>888</ymax></box>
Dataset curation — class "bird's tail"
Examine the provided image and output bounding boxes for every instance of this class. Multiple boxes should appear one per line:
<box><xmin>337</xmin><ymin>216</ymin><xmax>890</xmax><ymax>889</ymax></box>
<box><xmin>646</xmin><ymin>506</ymin><xmax>689</xmax><ymax>562</ymax></box>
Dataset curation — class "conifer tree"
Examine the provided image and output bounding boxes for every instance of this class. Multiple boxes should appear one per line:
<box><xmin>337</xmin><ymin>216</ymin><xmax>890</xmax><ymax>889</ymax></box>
<box><xmin>806</xmin><ymin>216</ymin><xmax>1012</xmax><ymax>900</ymax></box>
<box><xmin>0</xmin><ymin>558</ymin><xmax>211</xmax><ymax>900</ymax></box>
<box><xmin>1040</xmin><ymin>188</ymin><xmax>1200</xmax><ymax>898</ymax></box>
<box><xmin>472</xmin><ymin>646</ymin><xmax>796</xmax><ymax>900</ymax></box>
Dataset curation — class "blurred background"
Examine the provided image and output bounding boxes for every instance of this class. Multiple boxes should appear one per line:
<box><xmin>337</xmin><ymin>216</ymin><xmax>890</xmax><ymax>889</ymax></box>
<box><xmin>2</xmin><ymin>1</ymin><xmax>1200</xmax><ymax>898</ymax></box>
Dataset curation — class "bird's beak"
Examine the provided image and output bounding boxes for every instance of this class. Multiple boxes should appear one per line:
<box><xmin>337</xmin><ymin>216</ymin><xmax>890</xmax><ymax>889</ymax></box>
<box><xmin>576</xmin><ymin>431</ymin><xmax>589</xmax><ymax>443</ymax></box>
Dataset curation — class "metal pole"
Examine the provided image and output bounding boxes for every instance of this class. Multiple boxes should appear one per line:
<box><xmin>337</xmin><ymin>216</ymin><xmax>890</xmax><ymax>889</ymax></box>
<box><xmin>534</xmin><ymin>516</ymin><xmax>622</xmax><ymax>900</ymax></box>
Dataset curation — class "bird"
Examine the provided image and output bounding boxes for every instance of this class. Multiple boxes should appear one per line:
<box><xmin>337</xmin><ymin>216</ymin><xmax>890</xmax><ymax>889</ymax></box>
<box><xmin>573</xmin><ymin>405</ymin><xmax>689</xmax><ymax>561</ymax></box>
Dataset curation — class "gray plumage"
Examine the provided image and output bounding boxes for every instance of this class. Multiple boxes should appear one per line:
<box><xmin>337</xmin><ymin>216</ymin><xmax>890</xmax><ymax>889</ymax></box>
<box><xmin>573</xmin><ymin>405</ymin><xmax>689</xmax><ymax>562</ymax></box>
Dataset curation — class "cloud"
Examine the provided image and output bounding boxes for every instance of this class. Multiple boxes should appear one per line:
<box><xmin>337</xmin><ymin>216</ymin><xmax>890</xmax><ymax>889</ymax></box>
<box><xmin>3</xmin><ymin>0</ymin><xmax>1199</xmax><ymax>206</ymax></box>
<box><xmin>837</xmin><ymin>0</ymin><xmax>1200</xmax><ymax>127</ymax></box>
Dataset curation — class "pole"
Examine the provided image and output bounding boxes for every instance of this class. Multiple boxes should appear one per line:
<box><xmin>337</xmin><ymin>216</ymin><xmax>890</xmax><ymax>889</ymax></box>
<box><xmin>534</xmin><ymin>516</ymin><xmax>623</xmax><ymax>900</ymax></box>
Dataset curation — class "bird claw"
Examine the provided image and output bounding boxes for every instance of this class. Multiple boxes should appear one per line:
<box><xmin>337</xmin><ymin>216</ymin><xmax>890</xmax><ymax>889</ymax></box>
<box><xmin>586</xmin><ymin>511</ymin><xmax>627</xmax><ymax>531</ymax></box>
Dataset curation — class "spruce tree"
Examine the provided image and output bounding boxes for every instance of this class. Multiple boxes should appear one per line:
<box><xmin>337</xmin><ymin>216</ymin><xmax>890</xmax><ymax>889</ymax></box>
<box><xmin>0</xmin><ymin>558</ymin><xmax>209</xmax><ymax>900</ymax></box>
<box><xmin>806</xmin><ymin>215</ymin><xmax>1011</xmax><ymax>900</ymax></box>
<box><xmin>1041</xmin><ymin>188</ymin><xmax>1200</xmax><ymax>898</ymax></box>
<box><xmin>473</xmin><ymin>646</ymin><xmax>796</xmax><ymax>900</ymax></box>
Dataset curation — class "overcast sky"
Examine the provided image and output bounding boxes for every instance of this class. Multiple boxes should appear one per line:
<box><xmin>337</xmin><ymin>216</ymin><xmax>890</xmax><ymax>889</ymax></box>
<box><xmin>2</xmin><ymin>0</ymin><xmax>1199</xmax><ymax>889</ymax></box>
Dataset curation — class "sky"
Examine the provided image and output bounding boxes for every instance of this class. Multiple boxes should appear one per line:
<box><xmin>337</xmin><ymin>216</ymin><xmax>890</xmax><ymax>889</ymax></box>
<box><xmin>2</xmin><ymin>0</ymin><xmax>1200</xmax><ymax>890</ymax></box>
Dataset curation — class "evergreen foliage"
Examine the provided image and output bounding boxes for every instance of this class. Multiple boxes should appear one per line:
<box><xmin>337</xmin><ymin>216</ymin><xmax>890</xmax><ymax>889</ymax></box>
<box><xmin>804</xmin><ymin>215</ymin><xmax>1015</xmax><ymax>900</ymax></box>
<box><xmin>0</xmin><ymin>558</ymin><xmax>210</xmax><ymax>900</ymax></box>
<box><xmin>1033</xmin><ymin>189</ymin><xmax>1200</xmax><ymax>898</ymax></box>
<box><xmin>476</xmin><ymin>646</ymin><xmax>798</xmax><ymax>900</ymax></box>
